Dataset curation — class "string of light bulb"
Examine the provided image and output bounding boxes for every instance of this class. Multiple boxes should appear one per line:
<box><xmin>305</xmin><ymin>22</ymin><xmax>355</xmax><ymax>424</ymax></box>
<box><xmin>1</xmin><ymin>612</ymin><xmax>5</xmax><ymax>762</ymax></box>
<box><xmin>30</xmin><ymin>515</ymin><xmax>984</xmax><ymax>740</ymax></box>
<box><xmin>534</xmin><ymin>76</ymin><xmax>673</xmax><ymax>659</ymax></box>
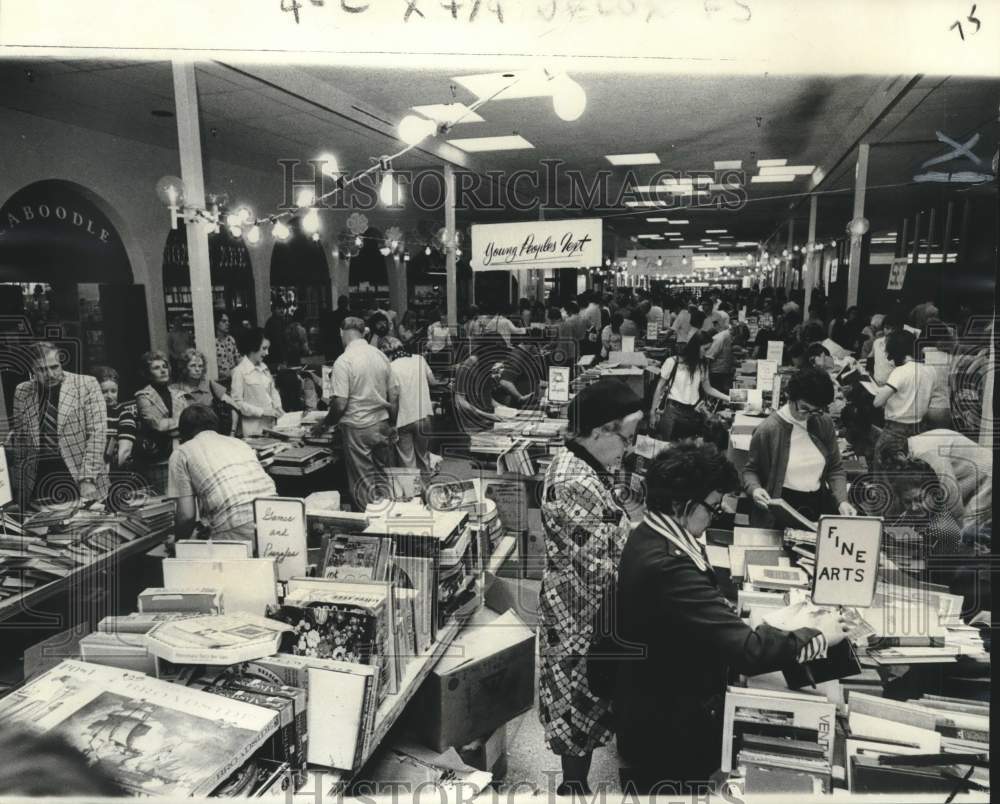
<box><xmin>156</xmin><ymin>70</ymin><xmax>586</xmax><ymax>248</ymax></box>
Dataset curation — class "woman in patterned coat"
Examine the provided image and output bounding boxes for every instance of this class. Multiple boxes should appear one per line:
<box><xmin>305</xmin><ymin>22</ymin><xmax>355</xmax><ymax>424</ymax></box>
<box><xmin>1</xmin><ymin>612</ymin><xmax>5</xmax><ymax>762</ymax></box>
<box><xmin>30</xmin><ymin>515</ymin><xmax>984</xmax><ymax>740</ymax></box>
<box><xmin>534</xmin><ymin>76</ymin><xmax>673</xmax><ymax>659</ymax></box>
<box><xmin>538</xmin><ymin>379</ymin><xmax>644</xmax><ymax>796</ymax></box>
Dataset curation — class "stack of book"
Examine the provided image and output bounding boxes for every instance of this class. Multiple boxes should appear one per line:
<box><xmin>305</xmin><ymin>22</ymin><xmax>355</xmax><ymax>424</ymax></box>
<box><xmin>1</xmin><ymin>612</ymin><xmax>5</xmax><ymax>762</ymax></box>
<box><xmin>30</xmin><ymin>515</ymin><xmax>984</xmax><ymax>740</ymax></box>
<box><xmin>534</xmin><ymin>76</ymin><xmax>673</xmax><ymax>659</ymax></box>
<box><xmin>846</xmin><ymin>691</ymin><xmax>989</xmax><ymax>793</ymax></box>
<box><xmin>117</xmin><ymin>494</ymin><xmax>177</xmax><ymax>539</ymax></box>
<box><xmin>268</xmin><ymin>446</ymin><xmax>332</xmax><ymax>475</ymax></box>
<box><xmin>243</xmin><ymin>437</ymin><xmax>292</xmax><ymax>467</ymax></box>
<box><xmin>723</xmin><ymin>686</ymin><xmax>837</xmax><ymax>794</ymax></box>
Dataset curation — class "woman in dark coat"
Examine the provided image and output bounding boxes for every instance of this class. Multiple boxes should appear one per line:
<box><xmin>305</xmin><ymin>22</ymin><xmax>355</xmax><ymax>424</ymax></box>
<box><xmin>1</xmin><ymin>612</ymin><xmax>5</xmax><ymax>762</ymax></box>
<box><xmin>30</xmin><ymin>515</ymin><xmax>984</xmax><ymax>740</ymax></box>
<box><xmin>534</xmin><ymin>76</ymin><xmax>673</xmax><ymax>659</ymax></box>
<box><xmin>613</xmin><ymin>443</ymin><xmax>850</xmax><ymax>793</ymax></box>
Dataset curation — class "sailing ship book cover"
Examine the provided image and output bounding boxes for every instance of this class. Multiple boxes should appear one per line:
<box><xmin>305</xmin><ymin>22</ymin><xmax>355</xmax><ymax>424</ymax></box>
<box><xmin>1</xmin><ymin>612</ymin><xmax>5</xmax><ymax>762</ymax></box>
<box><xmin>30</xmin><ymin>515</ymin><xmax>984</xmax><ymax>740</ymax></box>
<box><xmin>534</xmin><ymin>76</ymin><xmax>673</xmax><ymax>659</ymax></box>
<box><xmin>0</xmin><ymin>660</ymin><xmax>276</xmax><ymax>796</ymax></box>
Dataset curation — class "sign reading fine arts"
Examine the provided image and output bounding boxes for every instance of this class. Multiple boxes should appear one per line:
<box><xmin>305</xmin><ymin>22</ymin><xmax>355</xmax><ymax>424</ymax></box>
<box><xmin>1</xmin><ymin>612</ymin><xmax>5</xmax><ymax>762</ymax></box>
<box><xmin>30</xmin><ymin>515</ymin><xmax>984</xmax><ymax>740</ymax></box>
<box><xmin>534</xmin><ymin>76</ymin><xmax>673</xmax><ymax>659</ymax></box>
<box><xmin>471</xmin><ymin>218</ymin><xmax>602</xmax><ymax>272</ymax></box>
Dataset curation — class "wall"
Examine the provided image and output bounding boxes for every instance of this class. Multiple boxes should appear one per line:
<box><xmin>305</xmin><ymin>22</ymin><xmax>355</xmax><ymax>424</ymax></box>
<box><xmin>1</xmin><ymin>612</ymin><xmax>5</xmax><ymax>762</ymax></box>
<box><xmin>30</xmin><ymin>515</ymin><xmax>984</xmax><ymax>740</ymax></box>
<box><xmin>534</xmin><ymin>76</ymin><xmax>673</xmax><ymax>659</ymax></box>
<box><xmin>0</xmin><ymin>108</ymin><xmax>444</xmax><ymax>352</ymax></box>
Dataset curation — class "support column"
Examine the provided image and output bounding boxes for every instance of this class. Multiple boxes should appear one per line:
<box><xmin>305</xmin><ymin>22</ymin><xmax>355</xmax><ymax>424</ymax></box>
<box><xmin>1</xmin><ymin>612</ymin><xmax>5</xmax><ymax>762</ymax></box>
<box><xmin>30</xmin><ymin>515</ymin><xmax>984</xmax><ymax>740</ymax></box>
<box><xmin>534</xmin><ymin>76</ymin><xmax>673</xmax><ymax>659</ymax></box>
<box><xmin>444</xmin><ymin>164</ymin><xmax>458</xmax><ymax>328</ymax></box>
<box><xmin>172</xmin><ymin>61</ymin><xmax>217</xmax><ymax>379</ymax></box>
<box><xmin>846</xmin><ymin>143</ymin><xmax>869</xmax><ymax>308</ymax></box>
<box><xmin>804</xmin><ymin>195</ymin><xmax>818</xmax><ymax>317</ymax></box>
<box><xmin>784</xmin><ymin>219</ymin><xmax>795</xmax><ymax>296</ymax></box>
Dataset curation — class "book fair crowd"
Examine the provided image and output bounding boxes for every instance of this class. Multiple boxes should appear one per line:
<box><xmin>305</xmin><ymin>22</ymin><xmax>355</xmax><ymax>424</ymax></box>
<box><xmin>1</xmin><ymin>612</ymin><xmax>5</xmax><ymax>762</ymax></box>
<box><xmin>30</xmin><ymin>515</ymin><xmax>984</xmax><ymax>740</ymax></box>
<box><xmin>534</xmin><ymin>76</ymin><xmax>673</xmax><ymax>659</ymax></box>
<box><xmin>0</xmin><ymin>280</ymin><xmax>992</xmax><ymax>799</ymax></box>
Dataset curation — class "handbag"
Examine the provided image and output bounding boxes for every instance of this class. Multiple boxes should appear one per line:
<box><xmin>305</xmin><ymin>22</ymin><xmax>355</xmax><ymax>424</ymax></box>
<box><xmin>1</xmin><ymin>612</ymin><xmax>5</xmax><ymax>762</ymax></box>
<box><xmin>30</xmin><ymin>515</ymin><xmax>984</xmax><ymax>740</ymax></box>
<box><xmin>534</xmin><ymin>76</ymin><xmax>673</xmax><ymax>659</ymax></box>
<box><xmin>655</xmin><ymin>358</ymin><xmax>680</xmax><ymax>415</ymax></box>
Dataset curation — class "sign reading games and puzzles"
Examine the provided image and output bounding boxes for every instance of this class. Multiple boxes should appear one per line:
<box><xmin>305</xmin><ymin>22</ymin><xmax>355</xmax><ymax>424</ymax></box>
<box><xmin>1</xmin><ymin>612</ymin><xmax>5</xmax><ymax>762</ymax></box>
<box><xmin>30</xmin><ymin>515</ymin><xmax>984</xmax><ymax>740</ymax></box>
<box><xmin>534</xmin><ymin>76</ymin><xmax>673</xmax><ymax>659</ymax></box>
<box><xmin>811</xmin><ymin>516</ymin><xmax>882</xmax><ymax>607</ymax></box>
<box><xmin>471</xmin><ymin>218</ymin><xmax>602</xmax><ymax>272</ymax></box>
<box><xmin>253</xmin><ymin>497</ymin><xmax>307</xmax><ymax>582</ymax></box>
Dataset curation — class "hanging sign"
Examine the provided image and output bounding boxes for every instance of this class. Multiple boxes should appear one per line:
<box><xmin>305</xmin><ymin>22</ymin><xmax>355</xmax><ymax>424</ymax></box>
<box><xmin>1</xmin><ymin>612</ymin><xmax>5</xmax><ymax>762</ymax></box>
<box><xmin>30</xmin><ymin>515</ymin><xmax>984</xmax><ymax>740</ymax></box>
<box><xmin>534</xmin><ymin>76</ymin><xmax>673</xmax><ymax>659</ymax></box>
<box><xmin>812</xmin><ymin>516</ymin><xmax>882</xmax><ymax>607</ymax></box>
<box><xmin>829</xmin><ymin>258</ymin><xmax>839</xmax><ymax>284</ymax></box>
<box><xmin>471</xmin><ymin>219</ymin><xmax>602</xmax><ymax>272</ymax></box>
<box><xmin>548</xmin><ymin>366</ymin><xmax>570</xmax><ymax>403</ymax></box>
<box><xmin>766</xmin><ymin>341</ymin><xmax>785</xmax><ymax>365</ymax></box>
<box><xmin>887</xmin><ymin>258</ymin><xmax>908</xmax><ymax>291</ymax></box>
<box><xmin>0</xmin><ymin>447</ymin><xmax>11</xmax><ymax>507</ymax></box>
<box><xmin>253</xmin><ymin>496</ymin><xmax>307</xmax><ymax>581</ymax></box>
<box><xmin>646</xmin><ymin>321</ymin><xmax>660</xmax><ymax>341</ymax></box>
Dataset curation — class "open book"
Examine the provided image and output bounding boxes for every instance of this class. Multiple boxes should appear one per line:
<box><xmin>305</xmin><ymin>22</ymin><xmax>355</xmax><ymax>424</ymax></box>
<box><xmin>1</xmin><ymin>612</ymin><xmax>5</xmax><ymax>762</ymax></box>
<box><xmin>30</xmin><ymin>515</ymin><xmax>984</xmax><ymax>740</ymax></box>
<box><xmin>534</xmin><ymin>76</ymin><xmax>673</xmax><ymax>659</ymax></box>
<box><xmin>767</xmin><ymin>498</ymin><xmax>818</xmax><ymax>531</ymax></box>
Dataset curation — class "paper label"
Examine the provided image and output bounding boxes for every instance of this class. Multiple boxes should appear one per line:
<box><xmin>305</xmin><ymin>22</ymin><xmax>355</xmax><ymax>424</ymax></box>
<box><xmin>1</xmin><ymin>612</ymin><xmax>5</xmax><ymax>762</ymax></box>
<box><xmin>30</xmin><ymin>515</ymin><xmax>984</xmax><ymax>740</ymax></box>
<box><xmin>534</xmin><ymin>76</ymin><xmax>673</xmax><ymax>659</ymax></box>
<box><xmin>548</xmin><ymin>366</ymin><xmax>570</xmax><ymax>403</ymax></box>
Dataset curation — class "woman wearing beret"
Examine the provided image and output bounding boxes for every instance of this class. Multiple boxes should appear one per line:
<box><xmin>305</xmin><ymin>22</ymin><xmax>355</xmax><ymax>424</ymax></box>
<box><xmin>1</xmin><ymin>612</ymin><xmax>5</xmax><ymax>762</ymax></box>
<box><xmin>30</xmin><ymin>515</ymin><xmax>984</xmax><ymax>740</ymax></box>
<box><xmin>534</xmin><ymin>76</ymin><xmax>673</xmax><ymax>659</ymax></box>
<box><xmin>614</xmin><ymin>444</ymin><xmax>851</xmax><ymax>792</ymax></box>
<box><xmin>537</xmin><ymin>379</ymin><xmax>644</xmax><ymax>796</ymax></box>
<box><xmin>743</xmin><ymin>367</ymin><xmax>857</xmax><ymax>523</ymax></box>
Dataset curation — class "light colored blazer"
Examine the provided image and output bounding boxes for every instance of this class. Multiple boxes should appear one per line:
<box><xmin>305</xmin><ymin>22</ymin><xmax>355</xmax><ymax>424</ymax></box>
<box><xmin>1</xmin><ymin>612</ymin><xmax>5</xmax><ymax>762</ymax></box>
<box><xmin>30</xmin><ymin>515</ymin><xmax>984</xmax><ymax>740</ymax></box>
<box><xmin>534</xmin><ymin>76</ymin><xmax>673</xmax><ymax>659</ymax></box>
<box><xmin>7</xmin><ymin>372</ymin><xmax>108</xmax><ymax>506</ymax></box>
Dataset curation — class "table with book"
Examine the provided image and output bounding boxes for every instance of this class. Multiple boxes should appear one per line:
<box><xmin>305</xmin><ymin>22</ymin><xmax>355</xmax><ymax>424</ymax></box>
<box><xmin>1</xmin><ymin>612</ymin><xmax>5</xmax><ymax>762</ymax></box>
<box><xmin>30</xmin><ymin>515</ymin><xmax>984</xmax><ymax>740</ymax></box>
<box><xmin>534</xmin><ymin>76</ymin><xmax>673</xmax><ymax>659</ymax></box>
<box><xmin>702</xmin><ymin>507</ymin><xmax>990</xmax><ymax>799</ymax></box>
<box><xmin>0</xmin><ymin>484</ymin><xmax>533</xmax><ymax>799</ymax></box>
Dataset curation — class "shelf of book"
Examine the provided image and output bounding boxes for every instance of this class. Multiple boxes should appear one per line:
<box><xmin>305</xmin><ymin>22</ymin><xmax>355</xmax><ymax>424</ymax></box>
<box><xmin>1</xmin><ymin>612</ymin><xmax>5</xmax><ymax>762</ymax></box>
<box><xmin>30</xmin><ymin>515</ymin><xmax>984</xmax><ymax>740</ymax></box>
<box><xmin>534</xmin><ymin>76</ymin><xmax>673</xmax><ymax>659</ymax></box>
<box><xmin>0</xmin><ymin>529</ymin><xmax>169</xmax><ymax>626</ymax></box>
<box><xmin>297</xmin><ymin>535</ymin><xmax>519</xmax><ymax>796</ymax></box>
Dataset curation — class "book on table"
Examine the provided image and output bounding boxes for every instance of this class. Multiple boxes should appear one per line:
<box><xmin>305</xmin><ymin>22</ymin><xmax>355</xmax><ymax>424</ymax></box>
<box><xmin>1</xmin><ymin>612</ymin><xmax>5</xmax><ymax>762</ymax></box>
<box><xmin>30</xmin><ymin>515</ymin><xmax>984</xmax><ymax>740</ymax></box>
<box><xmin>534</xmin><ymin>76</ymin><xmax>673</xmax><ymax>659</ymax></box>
<box><xmin>0</xmin><ymin>659</ymin><xmax>277</xmax><ymax>797</ymax></box>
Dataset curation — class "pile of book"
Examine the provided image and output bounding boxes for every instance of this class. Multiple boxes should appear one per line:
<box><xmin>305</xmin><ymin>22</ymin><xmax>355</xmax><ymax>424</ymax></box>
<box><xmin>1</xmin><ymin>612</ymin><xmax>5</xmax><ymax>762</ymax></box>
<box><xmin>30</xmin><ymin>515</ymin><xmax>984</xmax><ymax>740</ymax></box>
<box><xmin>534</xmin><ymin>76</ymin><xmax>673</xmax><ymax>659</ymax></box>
<box><xmin>116</xmin><ymin>494</ymin><xmax>177</xmax><ymax>539</ymax></box>
<box><xmin>243</xmin><ymin>436</ymin><xmax>293</xmax><ymax>467</ymax></box>
<box><xmin>723</xmin><ymin>686</ymin><xmax>837</xmax><ymax>794</ymax></box>
<box><xmin>496</xmin><ymin>438</ymin><xmax>533</xmax><ymax>476</ymax></box>
<box><xmin>845</xmin><ymin>691</ymin><xmax>989</xmax><ymax>794</ymax></box>
<box><xmin>0</xmin><ymin>509</ymin><xmax>150</xmax><ymax>602</ymax></box>
<box><xmin>268</xmin><ymin>446</ymin><xmax>332</xmax><ymax>475</ymax></box>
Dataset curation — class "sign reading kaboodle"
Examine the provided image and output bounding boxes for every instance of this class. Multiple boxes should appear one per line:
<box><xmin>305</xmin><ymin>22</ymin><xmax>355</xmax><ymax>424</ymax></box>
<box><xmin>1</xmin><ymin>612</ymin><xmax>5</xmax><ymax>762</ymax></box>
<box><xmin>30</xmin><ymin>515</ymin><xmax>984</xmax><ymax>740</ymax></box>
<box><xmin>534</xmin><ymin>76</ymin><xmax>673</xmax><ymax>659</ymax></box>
<box><xmin>471</xmin><ymin>218</ymin><xmax>602</xmax><ymax>272</ymax></box>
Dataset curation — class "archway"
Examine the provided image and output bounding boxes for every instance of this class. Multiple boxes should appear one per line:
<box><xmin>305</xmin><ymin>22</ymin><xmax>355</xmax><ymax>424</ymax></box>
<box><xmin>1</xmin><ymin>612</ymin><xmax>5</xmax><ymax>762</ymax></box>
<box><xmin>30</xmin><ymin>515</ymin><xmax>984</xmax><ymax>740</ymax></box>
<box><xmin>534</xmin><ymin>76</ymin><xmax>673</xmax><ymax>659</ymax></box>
<box><xmin>0</xmin><ymin>179</ymin><xmax>148</xmax><ymax>396</ymax></box>
<box><xmin>269</xmin><ymin>217</ymin><xmax>331</xmax><ymax>352</ymax></box>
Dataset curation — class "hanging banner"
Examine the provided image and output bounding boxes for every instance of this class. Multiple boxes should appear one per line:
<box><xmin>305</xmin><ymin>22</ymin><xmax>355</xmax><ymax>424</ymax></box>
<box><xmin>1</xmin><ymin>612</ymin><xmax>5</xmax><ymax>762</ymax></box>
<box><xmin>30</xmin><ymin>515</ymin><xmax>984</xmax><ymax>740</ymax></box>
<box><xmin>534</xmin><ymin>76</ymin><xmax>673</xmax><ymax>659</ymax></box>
<box><xmin>471</xmin><ymin>218</ymin><xmax>602</xmax><ymax>272</ymax></box>
<box><xmin>887</xmin><ymin>258</ymin><xmax>909</xmax><ymax>290</ymax></box>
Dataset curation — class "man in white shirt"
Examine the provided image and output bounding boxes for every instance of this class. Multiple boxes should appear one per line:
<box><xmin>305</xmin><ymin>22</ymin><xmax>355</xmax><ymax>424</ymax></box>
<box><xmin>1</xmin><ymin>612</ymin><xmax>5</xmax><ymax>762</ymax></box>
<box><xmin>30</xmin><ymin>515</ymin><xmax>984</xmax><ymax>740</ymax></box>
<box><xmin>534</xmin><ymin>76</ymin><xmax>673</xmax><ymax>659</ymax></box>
<box><xmin>315</xmin><ymin>317</ymin><xmax>400</xmax><ymax>508</ymax></box>
<box><xmin>386</xmin><ymin>345</ymin><xmax>437</xmax><ymax>471</ymax></box>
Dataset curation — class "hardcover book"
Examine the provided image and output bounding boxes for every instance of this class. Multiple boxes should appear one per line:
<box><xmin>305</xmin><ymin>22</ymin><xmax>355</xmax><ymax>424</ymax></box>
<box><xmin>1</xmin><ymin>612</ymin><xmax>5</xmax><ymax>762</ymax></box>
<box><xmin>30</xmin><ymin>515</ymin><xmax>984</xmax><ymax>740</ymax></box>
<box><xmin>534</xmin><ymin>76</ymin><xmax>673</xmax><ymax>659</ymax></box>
<box><xmin>319</xmin><ymin>534</ymin><xmax>394</xmax><ymax>581</ymax></box>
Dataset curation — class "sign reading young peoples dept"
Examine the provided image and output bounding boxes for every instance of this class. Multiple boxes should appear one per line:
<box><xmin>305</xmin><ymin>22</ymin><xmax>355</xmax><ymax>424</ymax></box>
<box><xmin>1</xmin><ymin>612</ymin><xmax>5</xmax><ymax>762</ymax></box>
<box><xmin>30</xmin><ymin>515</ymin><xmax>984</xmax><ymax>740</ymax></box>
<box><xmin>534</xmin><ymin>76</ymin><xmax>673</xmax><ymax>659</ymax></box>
<box><xmin>471</xmin><ymin>219</ymin><xmax>602</xmax><ymax>272</ymax></box>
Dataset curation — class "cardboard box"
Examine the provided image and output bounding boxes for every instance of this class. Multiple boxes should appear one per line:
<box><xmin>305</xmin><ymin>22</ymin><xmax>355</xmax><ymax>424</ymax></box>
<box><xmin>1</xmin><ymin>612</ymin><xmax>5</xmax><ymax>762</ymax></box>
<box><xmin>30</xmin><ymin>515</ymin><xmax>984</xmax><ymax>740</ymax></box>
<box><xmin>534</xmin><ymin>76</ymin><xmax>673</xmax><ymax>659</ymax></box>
<box><xmin>410</xmin><ymin>608</ymin><xmax>536</xmax><ymax>752</ymax></box>
<box><xmin>137</xmin><ymin>587</ymin><xmax>223</xmax><ymax>614</ymax></box>
<box><xmin>458</xmin><ymin>722</ymin><xmax>507</xmax><ymax>778</ymax></box>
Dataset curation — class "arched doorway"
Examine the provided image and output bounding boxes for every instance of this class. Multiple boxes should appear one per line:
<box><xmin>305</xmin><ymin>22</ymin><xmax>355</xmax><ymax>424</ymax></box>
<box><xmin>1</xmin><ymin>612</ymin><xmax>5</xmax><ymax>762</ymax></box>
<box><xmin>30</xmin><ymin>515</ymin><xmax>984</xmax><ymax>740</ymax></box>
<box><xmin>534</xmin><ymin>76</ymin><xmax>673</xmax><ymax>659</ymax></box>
<box><xmin>269</xmin><ymin>217</ymin><xmax>331</xmax><ymax>353</ymax></box>
<box><xmin>161</xmin><ymin>226</ymin><xmax>256</xmax><ymax>341</ymax></box>
<box><xmin>0</xmin><ymin>179</ymin><xmax>148</xmax><ymax>398</ymax></box>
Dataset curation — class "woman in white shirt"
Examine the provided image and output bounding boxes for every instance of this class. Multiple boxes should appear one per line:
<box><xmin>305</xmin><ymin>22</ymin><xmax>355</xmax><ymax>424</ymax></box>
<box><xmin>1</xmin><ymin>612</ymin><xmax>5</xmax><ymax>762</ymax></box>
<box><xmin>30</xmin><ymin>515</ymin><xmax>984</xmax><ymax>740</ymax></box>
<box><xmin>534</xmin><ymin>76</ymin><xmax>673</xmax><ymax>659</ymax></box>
<box><xmin>650</xmin><ymin>332</ymin><xmax>729</xmax><ymax>440</ymax></box>
<box><xmin>872</xmin><ymin>329</ymin><xmax>936</xmax><ymax>466</ymax></box>
<box><xmin>426</xmin><ymin>308</ymin><xmax>452</xmax><ymax>353</ymax></box>
<box><xmin>230</xmin><ymin>327</ymin><xmax>285</xmax><ymax>437</ymax></box>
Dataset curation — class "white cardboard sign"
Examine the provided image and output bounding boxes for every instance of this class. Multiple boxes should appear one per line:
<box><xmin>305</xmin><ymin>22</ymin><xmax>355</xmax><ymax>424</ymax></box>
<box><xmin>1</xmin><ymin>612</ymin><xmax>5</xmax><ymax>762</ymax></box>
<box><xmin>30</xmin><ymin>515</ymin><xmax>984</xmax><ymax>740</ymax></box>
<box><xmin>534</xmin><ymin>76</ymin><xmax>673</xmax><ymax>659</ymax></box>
<box><xmin>253</xmin><ymin>496</ymin><xmax>308</xmax><ymax>582</ymax></box>
<box><xmin>811</xmin><ymin>516</ymin><xmax>882</xmax><ymax>607</ymax></box>
<box><xmin>548</xmin><ymin>366</ymin><xmax>570</xmax><ymax>403</ymax></box>
<box><xmin>471</xmin><ymin>218</ymin><xmax>602</xmax><ymax>272</ymax></box>
<box><xmin>756</xmin><ymin>359</ymin><xmax>778</xmax><ymax>392</ymax></box>
<box><xmin>766</xmin><ymin>340</ymin><xmax>785</xmax><ymax>364</ymax></box>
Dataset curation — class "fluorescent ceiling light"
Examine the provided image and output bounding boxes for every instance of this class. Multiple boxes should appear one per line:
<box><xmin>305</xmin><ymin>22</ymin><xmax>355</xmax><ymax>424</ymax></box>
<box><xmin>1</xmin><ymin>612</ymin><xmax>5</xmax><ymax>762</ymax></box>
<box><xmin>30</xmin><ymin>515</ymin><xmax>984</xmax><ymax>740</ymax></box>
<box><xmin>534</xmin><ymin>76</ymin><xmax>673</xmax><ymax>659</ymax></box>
<box><xmin>669</xmin><ymin>237</ymin><xmax>684</xmax><ymax>241</ymax></box>
<box><xmin>606</xmin><ymin>153</ymin><xmax>661</xmax><ymax>166</ymax></box>
<box><xmin>699</xmin><ymin>246</ymin><xmax>720</xmax><ymax>251</ymax></box>
<box><xmin>714</xmin><ymin>160</ymin><xmax>742</xmax><ymax>170</ymax></box>
<box><xmin>757</xmin><ymin>158</ymin><xmax>788</xmax><ymax>167</ymax></box>
<box><xmin>662</xmin><ymin>232</ymin><xmax>682</xmax><ymax>236</ymax></box>
<box><xmin>625</xmin><ymin>200</ymin><xmax>664</xmax><ymax>208</ymax></box>
<box><xmin>411</xmin><ymin>103</ymin><xmax>484</xmax><ymax>125</ymax></box>
<box><xmin>706</xmin><ymin>229</ymin><xmax>728</xmax><ymax>233</ymax></box>
<box><xmin>453</xmin><ymin>69</ymin><xmax>553</xmax><ymax>100</ymax></box>
<box><xmin>760</xmin><ymin>165</ymin><xmax>815</xmax><ymax>176</ymax></box>
<box><xmin>668</xmin><ymin>219</ymin><xmax>689</xmax><ymax>225</ymax></box>
<box><xmin>646</xmin><ymin>217</ymin><xmax>669</xmax><ymax>222</ymax></box>
<box><xmin>447</xmin><ymin>135</ymin><xmax>534</xmax><ymax>152</ymax></box>
<box><xmin>751</xmin><ymin>174</ymin><xmax>796</xmax><ymax>183</ymax></box>
<box><xmin>634</xmin><ymin>185</ymin><xmax>692</xmax><ymax>194</ymax></box>
<box><xmin>660</xmin><ymin>177</ymin><xmax>694</xmax><ymax>185</ymax></box>
<box><xmin>637</xmin><ymin>234</ymin><xmax>663</xmax><ymax>239</ymax></box>
<box><xmin>736</xmin><ymin>241</ymin><xmax>758</xmax><ymax>246</ymax></box>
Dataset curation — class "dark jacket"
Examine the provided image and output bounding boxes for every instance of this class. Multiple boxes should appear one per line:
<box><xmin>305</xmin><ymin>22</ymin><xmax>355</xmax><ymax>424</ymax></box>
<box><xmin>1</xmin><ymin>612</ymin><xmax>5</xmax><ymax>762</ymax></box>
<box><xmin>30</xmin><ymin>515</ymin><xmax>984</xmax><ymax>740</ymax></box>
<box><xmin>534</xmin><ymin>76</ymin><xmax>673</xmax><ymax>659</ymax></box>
<box><xmin>612</xmin><ymin>521</ymin><xmax>818</xmax><ymax>783</ymax></box>
<box><xmin>742</xmin><ymin>410</ymin><xmax>848</xmax><ymax>504</ymax></box>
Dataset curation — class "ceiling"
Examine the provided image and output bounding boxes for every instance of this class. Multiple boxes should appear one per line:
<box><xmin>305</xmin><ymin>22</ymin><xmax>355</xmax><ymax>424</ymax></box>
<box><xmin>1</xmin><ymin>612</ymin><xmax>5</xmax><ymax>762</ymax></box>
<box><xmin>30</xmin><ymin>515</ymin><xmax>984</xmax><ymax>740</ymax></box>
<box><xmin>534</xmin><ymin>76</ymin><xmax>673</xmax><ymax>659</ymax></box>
<box><xmin>1</xmin><ymin>56</ymin><xmax>997</xmax><ymax>254</ymax></box>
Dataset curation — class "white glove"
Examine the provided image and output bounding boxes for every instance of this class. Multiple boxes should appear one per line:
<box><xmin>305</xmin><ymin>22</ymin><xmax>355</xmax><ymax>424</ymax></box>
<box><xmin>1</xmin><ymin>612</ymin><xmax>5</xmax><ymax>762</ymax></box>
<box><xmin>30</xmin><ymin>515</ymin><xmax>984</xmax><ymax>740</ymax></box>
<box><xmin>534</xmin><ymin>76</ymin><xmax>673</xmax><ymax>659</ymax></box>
<box><xmin>752</xmin><ymin>487</ymin><xmax>771</xmax><ymax>509</ymax></box>
<box><xmin>838</xmin><ymin>501</ymin><xmax>858</xmax><ymax>516</ymax></box>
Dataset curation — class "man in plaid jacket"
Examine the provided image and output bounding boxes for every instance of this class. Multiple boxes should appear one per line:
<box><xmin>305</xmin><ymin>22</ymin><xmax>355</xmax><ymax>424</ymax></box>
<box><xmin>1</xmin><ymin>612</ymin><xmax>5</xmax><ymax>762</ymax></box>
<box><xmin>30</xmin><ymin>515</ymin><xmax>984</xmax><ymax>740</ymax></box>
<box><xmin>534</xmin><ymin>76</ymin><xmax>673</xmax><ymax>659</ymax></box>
<box><xmin>6</xmin><ymin>342</ymin><xmax>107</xmax><ymax>508</ymax></box>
